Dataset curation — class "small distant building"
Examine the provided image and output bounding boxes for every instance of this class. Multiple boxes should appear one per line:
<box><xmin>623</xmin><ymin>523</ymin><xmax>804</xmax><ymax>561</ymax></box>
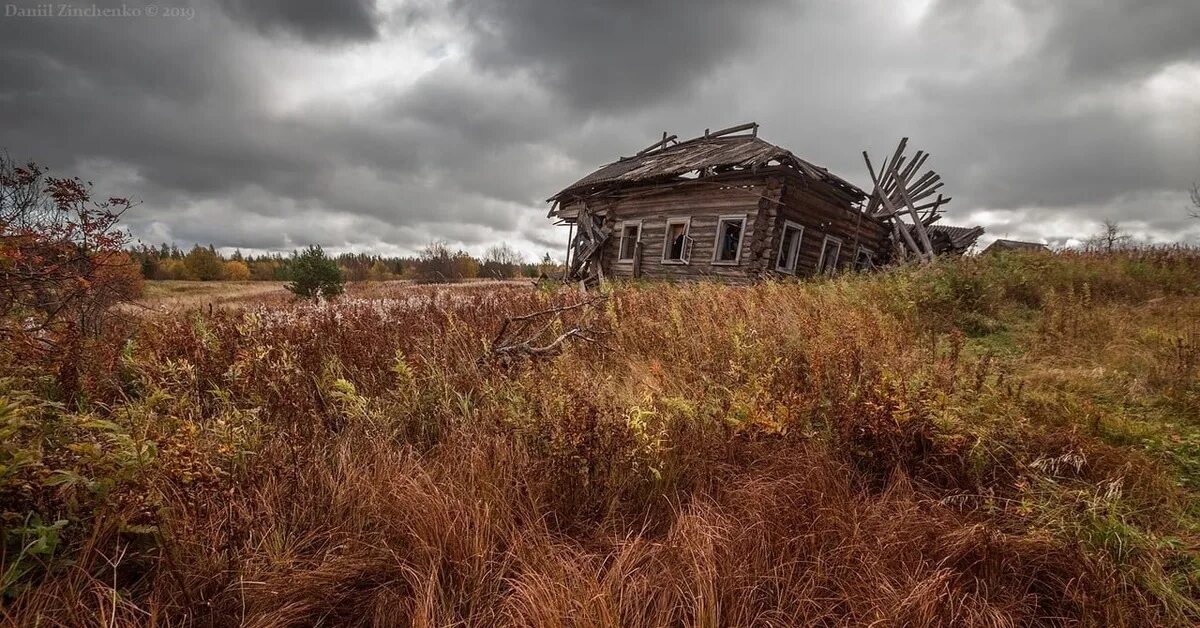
<box><xmin>982</xmin><ymin>239</ymin><xmax>1049</xmax><ymax>255</ymax></box>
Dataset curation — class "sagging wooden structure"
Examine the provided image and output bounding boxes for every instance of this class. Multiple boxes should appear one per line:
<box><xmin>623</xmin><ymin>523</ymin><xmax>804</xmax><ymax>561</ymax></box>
<box><xmin>547</xmin><ymin>123</ymin><xmax>980</xmax><ymax>284</ymax></box>
<box><xmin>982</xmin><ymin>239</ymin><xmax>1049</xmax><ymax>255</ymax></box>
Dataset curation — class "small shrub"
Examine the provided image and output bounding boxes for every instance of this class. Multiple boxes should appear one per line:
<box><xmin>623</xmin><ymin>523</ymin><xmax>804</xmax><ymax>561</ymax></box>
<box><xmin>286</xmin><ymin>245</ymin><xmax>344</xmax><ymax>299</ymax></box>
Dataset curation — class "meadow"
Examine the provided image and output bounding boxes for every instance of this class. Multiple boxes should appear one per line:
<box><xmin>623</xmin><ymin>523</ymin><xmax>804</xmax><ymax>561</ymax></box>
<box><xmin>2</xmin><ymin>250</ymin><xmax>1199</xmax><ymax>626</ymax></box>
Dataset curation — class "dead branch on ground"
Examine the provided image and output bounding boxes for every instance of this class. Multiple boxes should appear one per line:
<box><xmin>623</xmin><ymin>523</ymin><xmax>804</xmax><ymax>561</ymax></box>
<box><xmin>486</xmin><ymin>297</ymin><xmax>607</xmax><ymax>362</ymax></box>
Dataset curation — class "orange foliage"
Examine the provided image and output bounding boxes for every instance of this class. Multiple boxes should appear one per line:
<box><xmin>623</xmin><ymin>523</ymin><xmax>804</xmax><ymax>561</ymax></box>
<box><xmin>223</xmin><ymin>260</ymin><xmax>251</xmax><ymax>280</ymax></box>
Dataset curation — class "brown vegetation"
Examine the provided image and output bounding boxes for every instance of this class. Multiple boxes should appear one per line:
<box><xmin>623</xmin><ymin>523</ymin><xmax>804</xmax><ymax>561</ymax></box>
<box><xmin>2</xmin><ymin>249</ymin><xmax>1199</xmax><ymax>626</ymax></box>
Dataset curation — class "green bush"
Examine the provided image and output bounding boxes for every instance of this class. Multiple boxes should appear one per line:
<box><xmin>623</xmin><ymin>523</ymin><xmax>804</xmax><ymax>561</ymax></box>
<box><xmin>286</xmin><ymin>245</ymin><xmax>344</xmax><ymax>299</ymax></box>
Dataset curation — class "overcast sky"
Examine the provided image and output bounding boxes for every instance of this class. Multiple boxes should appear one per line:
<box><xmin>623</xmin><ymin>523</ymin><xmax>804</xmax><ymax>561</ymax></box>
<box><xmin>3</xmin><ymin>0</ymin><xmax>1199</xmax><ymax>258</ymax></box>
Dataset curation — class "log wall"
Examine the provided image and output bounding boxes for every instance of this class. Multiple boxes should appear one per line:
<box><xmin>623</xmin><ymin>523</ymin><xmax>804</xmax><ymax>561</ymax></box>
<box><xmin>770</xmin><ymin>175</ymin><xmax>891</xmax><ymax>276</ymax></box>
<box><xmin>592</xmin><ymin>173</ymin><xmax>783</xmax><ymax>281</ymax></box>
<box><xmin>572</xmin><ymin>169</ymin><xmax>889</xmax><ymax>282</ymax></box>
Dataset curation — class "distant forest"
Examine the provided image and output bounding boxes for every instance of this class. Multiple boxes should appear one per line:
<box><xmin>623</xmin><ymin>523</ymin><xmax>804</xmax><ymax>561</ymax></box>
<box><xmin>127</xmin><ymin>242</ymin><xmax>562</xmax><ymax>283</ymax></box>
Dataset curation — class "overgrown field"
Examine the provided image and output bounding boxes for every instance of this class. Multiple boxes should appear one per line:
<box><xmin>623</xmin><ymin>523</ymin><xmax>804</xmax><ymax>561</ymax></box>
<box><xmin>3</xmin><ymin>251</ymin><xmax>1199</xmax><ymax>626</ymax></box>
<box><xmin>125</xmin><ymin>278</ymin><xmax>534</xmax><ymax>313</ymax></box>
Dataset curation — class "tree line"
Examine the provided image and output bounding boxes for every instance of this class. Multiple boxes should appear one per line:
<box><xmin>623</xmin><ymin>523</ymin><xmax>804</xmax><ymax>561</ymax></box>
<box><xmin>127</xmin><ymin>241</ymin><xmax>562</xmax><ymax>283</ymax></box>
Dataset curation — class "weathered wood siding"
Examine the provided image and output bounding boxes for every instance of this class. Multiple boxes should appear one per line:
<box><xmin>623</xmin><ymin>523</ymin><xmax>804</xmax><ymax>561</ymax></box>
<box><xmin>767</xmin><ymin>175</ymin><xmax>890</xmax><ymax>276</ymax></box>
<box><xmin>591</xmin><ymin>173</ymin><xmax>784</xmax><ymax>281</ymax></box>
<box><xmin>563</xmin><ymin>168</ymin><xmax>888</xmax><ymax>282</ymax></box>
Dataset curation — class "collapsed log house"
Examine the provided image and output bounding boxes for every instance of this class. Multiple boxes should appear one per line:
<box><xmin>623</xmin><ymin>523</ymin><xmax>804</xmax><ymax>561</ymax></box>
<box><xmin>548</xmin><ymin>123</ymin><xmax>982</xmax><ymax>284</ymax></box>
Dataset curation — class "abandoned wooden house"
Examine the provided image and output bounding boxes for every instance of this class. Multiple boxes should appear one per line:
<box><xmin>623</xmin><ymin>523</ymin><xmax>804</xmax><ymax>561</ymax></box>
<box><xmin>548</xmin><ymin>123</ymin><xmax>977</xmax><ymax>284</ymax></box>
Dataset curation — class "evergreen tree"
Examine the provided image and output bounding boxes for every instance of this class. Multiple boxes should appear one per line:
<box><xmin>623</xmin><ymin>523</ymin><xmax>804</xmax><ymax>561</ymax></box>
<box><xmin>286</xmin><ymin>245</ymin><xmax>344</xmax><ymax>299</ymax></box>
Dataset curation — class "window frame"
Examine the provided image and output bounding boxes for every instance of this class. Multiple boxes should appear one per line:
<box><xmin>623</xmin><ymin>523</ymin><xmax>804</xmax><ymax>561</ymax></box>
<box><xmin>817</xmin><ymin>235</ymin><xmax>843</xmax><ymax>276</ymax></box>
<box><xmin>616</xmin><ymin>220</ymin><xmax>643</xmax><ymax>263</ymax></box>
<box><xmin>662</xmin><ymin>217</ymin><xmax>693</xmax><ymax>265</ymax></box>
<box><xmin>775</xmin><ymin>220</ymin><xmax>805</xmax><ymax>274</ymax></box>
<box><xmin>854</xmin><ymin>245</ymin><xmax>875</xmax><ymax>272</ymax></box>
<box><xmin>711</xmin><ymin>214</ymin><xmax>749</xmax><ymax>266</ymax></box>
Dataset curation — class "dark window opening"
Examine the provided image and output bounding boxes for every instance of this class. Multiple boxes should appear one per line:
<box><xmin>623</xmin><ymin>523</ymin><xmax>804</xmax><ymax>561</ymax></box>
<box><xmin>618</xmin><ymin>223</ymin><xmax>640</xmax><ymax>261</ymax></box>
<box><xmin>818</xmin><ymin>237</ymin><xmax>841</xmax><ymax>275</ymax></box>
<box><xmin>664</xmin><ymin>221</ymin><xmax>690</xmax><ymax>263</ymax></box>
<box><xmin>854</xmin><ymin>247</ymin><xmax>875</xmax><ymax>272</ymax></box>
<box><xmin>777</xmin><ymin>222</ymin><xmax>803</xmax><ymax>273</ymax></box>
<box><xmin>714</xmin><ymin>217</ymin><xmax>745</xmax><ymax>263</ymax></box>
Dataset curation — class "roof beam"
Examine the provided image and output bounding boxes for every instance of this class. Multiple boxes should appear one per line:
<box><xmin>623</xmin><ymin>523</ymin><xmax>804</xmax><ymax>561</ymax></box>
<box><xmin>704</xmin><ymin>122</ymin><xmax>759</xmax><ymax>139</ymax></box>
<box><xmin>635</xmin><ymin>132</ymin><xmax>678</xmax><ymax>156</ymax></box>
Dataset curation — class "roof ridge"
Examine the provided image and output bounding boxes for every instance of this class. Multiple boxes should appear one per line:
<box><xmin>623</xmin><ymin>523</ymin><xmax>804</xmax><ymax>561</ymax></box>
<box><xmin>624</xmin><ymin>129</ymin><xmax>767</xmax><ymax>162</ymax></box>
<box><xmin>549</xmin><ymin>123</ymin><xmax>867</xmax><ymax>202</ymax></box>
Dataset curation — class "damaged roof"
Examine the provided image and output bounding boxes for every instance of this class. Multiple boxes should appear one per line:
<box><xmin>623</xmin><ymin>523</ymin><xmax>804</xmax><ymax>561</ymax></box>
<box><xmin>928</xmin><ymin>224</ymin><xmax>985</xmax><ymax>248</ymax></box>
<box><xmin>549</xmin><ymin>123</ymin><xmax>866</xmax><ymax>203</ymax></box>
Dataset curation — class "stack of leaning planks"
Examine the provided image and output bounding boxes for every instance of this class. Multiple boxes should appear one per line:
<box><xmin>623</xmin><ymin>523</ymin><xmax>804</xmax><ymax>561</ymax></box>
<box><xmin>863</xmin><ymin>138</ymin><xmax>952</xmax><ymax>262</ymax></box>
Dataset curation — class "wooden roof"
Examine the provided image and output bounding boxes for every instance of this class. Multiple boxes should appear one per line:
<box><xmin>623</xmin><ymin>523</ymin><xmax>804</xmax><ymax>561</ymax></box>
<box><xmin>903</xmin><ymin>224</ymin><xmax>983</xmax><ymax>255</ymax></box>
<box><xmin>983</xmin><ymin>239</ymin><xmax>1049</xmax><ymax>254</ymax></box>
<box><xmin>929</xmin><ymin>224</ymin><xmax>984</xmax><ymax>248</ymax></box>
<box><xmin>549</xmin><ymin>123</ymin><xmax>866</xmax><ymax>203</ymax></box>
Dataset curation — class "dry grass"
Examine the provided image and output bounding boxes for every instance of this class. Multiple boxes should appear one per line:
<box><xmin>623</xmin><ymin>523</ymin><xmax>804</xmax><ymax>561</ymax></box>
<box><xmin>2</xmin><ymin>251</ymin><xmax>1198</xmax><ymax>626</ymax></box>
<box><xmin>124</xmin><ymin>280</ymin><xmax>291</xmax><ymax>312</ymax></box>
<box><xmin>125</xmin><ymin>278</ymin><xmax>533</xmax><ymax>314</ymax></box>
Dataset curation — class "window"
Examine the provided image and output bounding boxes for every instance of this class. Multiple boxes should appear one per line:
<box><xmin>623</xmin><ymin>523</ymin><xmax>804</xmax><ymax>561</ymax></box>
<box><xmin>854</xmin><ymin>246</ymin><xmax>875</xmax><ymax>272</ymax></box>
<box><xmin>663</xmin><ymin>218</ymin><xmax>692</xmax><ymax>263</ymax></box>
<box><xmin>776</xmin><ymin>221</ymin><xmax>804</xmax><ymax>274</ymax></box>
<box><xmin>712</xmin><ymin>215</ymin><xmax>747</xmax><ymax>264</ymax></box>
<box><xmin>817</xmin><ymin>235</ymin><xmax>842</xmax><ymax>275</ymax></box>
<box><xmin>617</xmin><ymin>221</ymin><xmax>641</xmax><ymax>262</ymax></box>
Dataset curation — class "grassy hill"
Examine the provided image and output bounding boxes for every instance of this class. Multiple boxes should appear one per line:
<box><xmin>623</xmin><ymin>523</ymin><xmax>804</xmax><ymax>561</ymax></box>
<box><xmin>3</xmin><ymin>250</ymin><xmax>1198</xmax><ymax>626</ymax></box>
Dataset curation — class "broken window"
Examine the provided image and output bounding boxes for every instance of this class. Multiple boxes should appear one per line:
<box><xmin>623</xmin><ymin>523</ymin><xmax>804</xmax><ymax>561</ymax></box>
<box><xmin>663</xmin><ymin>218</ymin><xmax>691</xmax><ymax>263</ymax></box>
<box><xmin>776</xmin><ymin>221</ymin><xmax>804</xmax><ymax>274</ymax></box>
<box><xmin>712</xmin><ymin>215</ymin><xmax>747</xmax><ymax>264</ymax></box>
<box><xmin>617</xmin><ymin>221</ymin><xmax>641</xmax><ymax>262</ymax></box>
<box><xmin>817</xmin><ymin>235</ymin><xmax>842</xmax><ymax>275</ymax></box>
<box><xmin>854</xmin><ymin>246</ymin><xmax>875</xmax><ymax>272</ymax></box>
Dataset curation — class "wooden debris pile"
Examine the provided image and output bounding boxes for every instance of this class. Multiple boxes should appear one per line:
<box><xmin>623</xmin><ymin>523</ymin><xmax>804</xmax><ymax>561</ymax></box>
<box><xmin>486</xmin><ymin>297</ymin><xmax>607</xmax><ymax>363</ymax></box>
<box><xmin>863</xmin><ymin>138</ymin><xmax>952</xmax><ymax>262</ymax></box>
<box><xmin>565</xmin><ymin>205</ymin><xmax>610</xmax><ymax>287</ymax></box>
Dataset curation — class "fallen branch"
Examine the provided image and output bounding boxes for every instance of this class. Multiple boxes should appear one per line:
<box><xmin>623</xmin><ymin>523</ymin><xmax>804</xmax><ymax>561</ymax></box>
<box><xmin>487</xmin><ymin>297</ymin><xmax>607</xmax><ymax>362</ymax></box>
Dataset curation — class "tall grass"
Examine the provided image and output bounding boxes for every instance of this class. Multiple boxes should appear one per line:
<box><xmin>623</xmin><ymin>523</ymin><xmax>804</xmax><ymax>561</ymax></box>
<box><xmin>2</xmin><ymin>250</ymin><xmax>1198</xmax><ymax>626</ymax></box>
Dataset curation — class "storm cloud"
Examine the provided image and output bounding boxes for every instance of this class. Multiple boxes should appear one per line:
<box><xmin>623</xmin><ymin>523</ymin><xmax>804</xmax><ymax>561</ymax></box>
<box><xmin>1</xmin><ymin>0</ymin><xmax>1198</xmax><ymax>257</ymax></box>
<box><xmin>217</xmin><ymin>0</ymin><xmax>381</xmax><ymax>43</ymax></box>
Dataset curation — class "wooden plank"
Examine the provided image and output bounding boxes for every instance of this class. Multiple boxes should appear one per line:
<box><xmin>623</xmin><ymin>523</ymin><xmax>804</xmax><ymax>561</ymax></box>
<box><xmin>894</xmin><ymin>177</ymin><xmax>935</xmax><ymax>257</ymax></box>
<box><xmin>635</xmin><ymin>133</ymin><xmax>679</xmax><ymax>156</ymax></box>
<box><xmin>706</xmin><ymin>122</ymin><xmax>759</xmax><ymax>138</ymax></box>
<box><xmin>865</xmin><ymin>151</ymin><xmax>924</xmax><ymax>260</ymax></box>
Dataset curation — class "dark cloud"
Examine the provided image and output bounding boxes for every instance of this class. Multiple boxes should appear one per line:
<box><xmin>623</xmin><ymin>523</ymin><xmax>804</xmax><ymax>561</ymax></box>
<box><xmin>1038</xmin><ymin>0</ymin><xmax>1200</xmax><ymax>79</ymax></box>
<box><xmin>450</xmin><ymin>0</ymin><xmax>798</xmax><ymax>111</ymax></box>
<box><xmin>0</xmin><ymin>0</ymin><xmax>1197</xmax><ymax>259</ymax></box>
<box><xmin>216</xmin><ymin>0</ymin><xmax>380</xmax><ymax>43</ymax></box>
